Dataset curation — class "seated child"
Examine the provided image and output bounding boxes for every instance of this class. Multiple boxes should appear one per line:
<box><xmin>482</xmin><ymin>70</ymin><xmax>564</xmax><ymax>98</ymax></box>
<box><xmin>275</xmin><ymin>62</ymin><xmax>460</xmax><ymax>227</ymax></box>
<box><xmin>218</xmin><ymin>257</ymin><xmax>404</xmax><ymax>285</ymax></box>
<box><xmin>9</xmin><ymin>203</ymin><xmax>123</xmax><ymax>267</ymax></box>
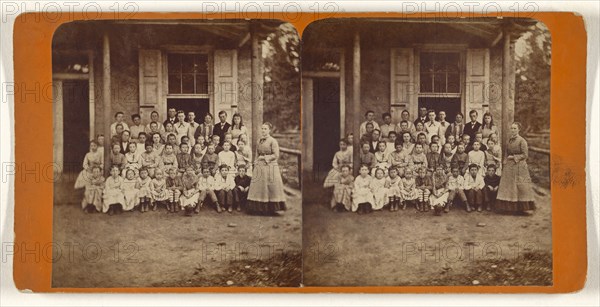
<box><xmin>235</xmin><ymin>139</ymin><xmax>253</xmax><ymax>175</ymax></box>
<box><xmin>190</xmin><ymin>143</ymin><xmax>205</xmax><ymax>174</ymax></box>
<box><xmin>409</xmin><ymin>143</ymin><xmax>428</xmax><ymax>173</ymax></box>
<box><xmin>352</xmin><ymin>164</ymin><xmax>374</xmax><ymax>214</ymax></box>
<box><xmin>165</xmin><ymin>167</ymin><xmax>183</xmax><ymax>213</ymax></box>
<box><xmin>467</xmin><ymin>141</ymin><xmax>486</xmax><ymax>176</ymax></box>
<box><xmin>385</xmin><ymin>167</ymin><xmax>402</xmax><ymax>211</ymax></box>
<box><xmin>201</xmin><ymin>144</ymin><xmax>219</xmax><ymax>175</ymax></box>
<box><xmin>415</xmin><ymin>166</ymin><xmax>433</xmax><ymax>212</ymax></box>
<box><xmin>165</xmin><ymin>134</ymin><xmax>180</xmax><ymax>155</ymax></box>
<box><xmin>447</xmin><ymin>166</ymin><xmax>467</xmax><ymax>213</ymax></box>
<box><xmin>122</xmin><ymin>169</ymin><xmax>139</xmax><ymax>212</ymax></box>
<box><xmin>180</xmin><ymin>166</ymin><xmax>200</xmax><ymax>216</ymax></box>
<box><xmin>122</xmin><ymin>142</ymin><xmax>141</xmax><ymax>177</ymax></box>
<box><xmin>385</xmin><ymin>132</ymin><xmax>397</xmax><ymax>156</ymax></box>
<box><xmin>389</xmin><ymin>142</ymin><xmax>408</xmax><ymax>177</ymax></box>
<box><xmin>150</xmin><ymin>168</ymin><xmax>169</xmax><ymax>211</ymax></box>
<box><xmin>102</xmin><ymin>166</ymin><xmax>126</xmax><ymax>215</ymax></box>
<box><xmin>430</xmin><ymin>165</ymin><xmax>449</xmax><ymax>216</ymax></box>
<box><xmin>439</xmin><ymin>143</ymin><xmax>455</xmax><ymax>173</ymax></box>
<box><xmin>74</xmin><ymin>140</ymin><xmax>103</xmax><ymax>189</ymax></box>
<box><xmin>211</xmin><ymin>135</ymin><xmax>224</xmax><ymax>154</ymax></box>
<box><xmin>214</xmin><ymin>164</ymin><xmax>236</xmax><ymax>213</ymax></box>
<box><xmin>400</xmin><ymin>169</ymin><xmax>418</xmax><ymax>210</ymax></box>
<box><xmin>196</xmin><ymin>167</ymin><xmax>220</xmax><ymax>212</ymax></box>
<box><xmin>324</xmin><ymin>139</ymin><xmax>352</xmax><ymax>188</ymax></box>
<box><xmin>464</xmin><ymin>164</ymin><xmax>485</xmax><ymax>212</ymax></box>
<box><xmin>82</xmin><ymin>166</ymin><xmax>104</xmax><ymax>213</ymax></box>
<box><xmin>233</xmin><ymin>165</ymin><xmax>251</xmax><ymax>212</ymax></box>
<box><xmin>109</xmin><ymin>143</ymin><xmax>125</xmax><ymax>173</ymax></box>
<box><xmin>223</xmin><ymin>133</ymin><xmax>238</xmax><ymax>152</ymax></box>
<box><xmin>485</xmin><ymin>138</ymin><xmax>502</xmax><ymax>175</ymax></box>
<box><xmin>483</xmin><ymin>164</ymin><xmax>501</xmax><ymax>211</ymax></box>
<box><xmin>177</xmin><ymin>142</ymin><xmax>192</xmax><ymax>175</ymax></box>
<box><xmin>136</xmin><ymin>168</ymin><xmax>152</xmax><ymax>212</ymax></box>
<box><xmin>370</xmin><ymin>167</ymin><xmax>389</xmax><ymax>211</ymax></box>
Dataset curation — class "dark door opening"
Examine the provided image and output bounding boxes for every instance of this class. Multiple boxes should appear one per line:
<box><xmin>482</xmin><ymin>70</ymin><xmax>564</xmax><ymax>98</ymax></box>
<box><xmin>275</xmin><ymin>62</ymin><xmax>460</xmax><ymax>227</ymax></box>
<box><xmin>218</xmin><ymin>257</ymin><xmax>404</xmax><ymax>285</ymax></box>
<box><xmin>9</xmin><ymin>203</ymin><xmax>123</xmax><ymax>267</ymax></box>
<box><xmin>167</xmin><ymin>98</ymin><xmax>210</xmax><ymax>122</ymax></box>
<box><xmin>62</xmin><ymin>80</ymin><xmax>89</xmax><ymax>173</ymax></box>
<box><xmin>418</xmin><ymin>97</ymin><xmax>461</xmax><ymax>122</ymax></box>
<box><xmin>312</xmin><ymin>77</ymin><xmax>340</xmax><ymax>174</ymax></box>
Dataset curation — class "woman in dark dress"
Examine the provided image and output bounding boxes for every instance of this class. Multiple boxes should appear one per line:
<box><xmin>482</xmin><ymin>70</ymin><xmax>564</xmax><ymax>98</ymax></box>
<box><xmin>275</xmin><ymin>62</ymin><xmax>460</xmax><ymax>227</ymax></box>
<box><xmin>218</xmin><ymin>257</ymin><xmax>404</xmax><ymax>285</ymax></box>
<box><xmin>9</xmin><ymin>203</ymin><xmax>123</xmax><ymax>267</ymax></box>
<box><xmin>495</xmin><ymin>122</ymin><xmax>536</xmax><ymax>214</ymax></box>
<box><xmin>246</xmin><ymin>122</ymin><xmax>286</xmax><ymax>215</ymax></box>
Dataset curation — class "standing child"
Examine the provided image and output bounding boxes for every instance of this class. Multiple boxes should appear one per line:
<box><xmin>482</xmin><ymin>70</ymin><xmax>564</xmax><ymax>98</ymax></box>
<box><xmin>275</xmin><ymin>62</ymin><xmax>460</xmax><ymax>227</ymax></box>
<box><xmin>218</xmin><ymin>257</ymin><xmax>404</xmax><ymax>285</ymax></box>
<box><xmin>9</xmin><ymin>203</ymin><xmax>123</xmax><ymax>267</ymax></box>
<box><xmin>165</xmin><ymin>167</ymin><xmax>183</xmax><ymax>213</ymax></box>
<box><xmin>102</xmin><ymin>166</ymin><xmax>125</xmax><ymax>215</ymax></box>
<box><xmin>109</xmin><ymin>143</ymin><xmax>125</xmax><ymax>173</ymax></box>
<box><xmin>389</xmin><ymin>142</ymin><xmax>409</xmax><ymax>177</ymax></box>
<box><xmin>74</xmin><ymin>140</ymin><xmax>104</xmax><ymax>189</ymax></box>
<box><xmin>400</xmin><ymin>169</ymin><xmax>418</xmax><ymax>210</ymax></box>
<box><xmin>464</xmin><ymin>164</ymin><xmax>485</xmax><ymax>212</ymax></box>
<box><xmin>123</xmin><ymin>142</ymin><xmax>141</xmax><ymax>177</ymax></box>
<box><xmin>447</xmin><ymin>166</ymin><xmax>467</xmax><ymax>213</ymax></box>
<box><xmin>122</xmin><ymin>169</ymin><xmax>139</xmax><ymax>212</ymax></box>
<box><xmin>180</xmin><ymin>166</ymin><xmax>199</xmax><ymax>216</ymax></box>
<box><xmin>385</xmin><ymin>132</ymin><xmax>397</xmax><ymax>156</ymax></box>
<box><xmin>415</xmin><ymin>167</ymin><xmax>433</xmax><ymax>212</ymax></box>
<box><xmin>176</xmin><ymin>142</ymin><xmax>192</xmax><ymax>175</ymax></box>
<box><xmin>430</xmin><ymin>165</ymin><xmax>449</xmax><ymax>215</ymax></box>
<box><xmin>483</xmin><ymin>164</ymin><xmax>501</xmax><ymax>211</ymax></box>
<box><xmin>439</xmin><ymin>143</ymin><xmax>455</xmax><ymax>173</ymax></box>
<box><xmin>324</xmin><ymin>139</ymin><xmax>352</xmax><ymax>188</ymax></box>
<box><xmin>409</xmin><ymin>143</ymin><xmax>428</xmax><ymax>173</ymax></box>
<box><xmin>370</xmin><ymin>168</ymin><xmax>388</xmax><ymax>211</ymax></box>
<box><xmin>136</xmin><ymin>168</ymin><xmax>152</xmax><ymax>212</ymax></box>
<box><xmin>190</xmin><ymin>143</ymin><xmax>205</xmax><ymax>175</ymax></box>
<box><xmin>235</xmin><ymin>139</ymin><xmax>253</xmax><ymax>175</ymax></box>
<box><xmin>358</xmin><ymin>142</ymin><xmax>376</xmax><ymax>173</ymax></box>
<box><xmin>426</xmin><ymin>143</ymin><xmax>441</xmax><ymax>173</ymax></box>
<box><xmin>233</xmin><ymin>165</ymin><xmax>251</xmax><ymax>212</ymax></box>
<box><xmin>485</xmin><ymin>139</ymin><xmax>502</xmax><ymax>175</ymax></box>
<box><xmin>386</xmin><ymin>167</ymin><xmax>402</xmax><ymax>211</ymax></box>
<box><xmin>160</xmin><ymin>144</ymin><xmax>179</xmax><ymax>173</ymax></box>
<box><xmin>467</xmin><ymin>141</ymin><xmax>486</xmax><ymax>176</ymax></box>
<box><xmin>214</xmin><ymin>165</ymin><xmax>236</xmax><ymax>213</ymax></box>
<box><xmin>332</xmin><ymin>165</ymin><xmax>354</xmax><ymax>212</ymax></box>
<box><xmin>196</xmin><ymin>167</ymin><xmax>220</xmax><ymax>212</ymax></box>
<box><xmin>352</xmin><ymin>165</ymin><xmax>374</xmax><ymax>214</ymax></box>
<box><xmin>141</xmin><ymin>142</ymin><xmax>160</xmax><ymax>178</ymax></box>
<box><xmin>82</xmin><ymin>166</ymin><xmax>104</xmax><ymax>213</ymax></box>
<box><xmin>372</xmin><ymin>141</ymin><xmax>390</xmax><ymax>176</ymax></box>
<box><xmin>201</xmin><ymin>144</ymin><xmax>219</xmax><ymax>175</ymax></box>
<box><xmin>451</xmin><ymin>143</ymin><xmax>468</xmax><ymax>175</ymax></box>
<box><xmin>150</xmin><ymin>168</ymin><xmax>169</xmax><ymax>211</ymax></box>
<box><xmin>218</xmin><ymin>141</ymin><xmax>237</xmax><ymax>174</ymax></box>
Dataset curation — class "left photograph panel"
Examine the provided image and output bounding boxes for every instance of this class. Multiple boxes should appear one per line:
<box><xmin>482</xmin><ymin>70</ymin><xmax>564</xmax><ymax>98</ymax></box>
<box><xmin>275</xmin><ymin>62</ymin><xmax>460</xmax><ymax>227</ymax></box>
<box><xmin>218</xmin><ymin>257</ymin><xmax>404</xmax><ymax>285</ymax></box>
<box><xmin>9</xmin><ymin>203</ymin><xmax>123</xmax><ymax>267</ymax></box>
<box><xmin>51</xmin><ymin>19</ymin><xmax>301</xmax><ymax>288</ymax></box>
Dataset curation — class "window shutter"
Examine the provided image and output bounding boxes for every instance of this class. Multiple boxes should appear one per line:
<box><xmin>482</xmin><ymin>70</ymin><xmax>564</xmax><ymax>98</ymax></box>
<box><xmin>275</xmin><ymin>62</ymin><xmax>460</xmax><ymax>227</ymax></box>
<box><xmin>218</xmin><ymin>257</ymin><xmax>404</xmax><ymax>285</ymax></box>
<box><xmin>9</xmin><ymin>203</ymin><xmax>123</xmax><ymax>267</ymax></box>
<box><xmin>390</xmin><ymin>48</ymin><xmax>415</xmax><ymax>123</ymax></box>
<box><xmin>213</xmin><ymin>50</ymin><xmax>238</xmax><ymax>117</ymax></box>
<box><xmin>465</xmin><ymin>49</ymin><xmax>490</xmax><ymax>121</ymax></box>
<box><xmin>138</xmin><ymin>49</ymin><xmax>162</xmax><ymax>122</ymax></box>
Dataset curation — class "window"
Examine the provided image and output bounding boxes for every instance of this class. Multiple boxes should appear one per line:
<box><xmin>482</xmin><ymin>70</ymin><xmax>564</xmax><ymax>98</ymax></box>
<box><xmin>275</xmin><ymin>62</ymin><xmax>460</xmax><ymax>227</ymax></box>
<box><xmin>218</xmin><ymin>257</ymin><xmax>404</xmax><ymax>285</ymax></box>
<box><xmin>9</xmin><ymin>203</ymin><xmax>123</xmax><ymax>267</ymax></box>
<box><xmin>167</xmin><ymin>53</ymin><xmax>209</xmax><ymax>94</ymax></box>
<box><xmin>419</xmin><ymin>52</ymin><xmax>460</xmax><ymax>94</ymax></box>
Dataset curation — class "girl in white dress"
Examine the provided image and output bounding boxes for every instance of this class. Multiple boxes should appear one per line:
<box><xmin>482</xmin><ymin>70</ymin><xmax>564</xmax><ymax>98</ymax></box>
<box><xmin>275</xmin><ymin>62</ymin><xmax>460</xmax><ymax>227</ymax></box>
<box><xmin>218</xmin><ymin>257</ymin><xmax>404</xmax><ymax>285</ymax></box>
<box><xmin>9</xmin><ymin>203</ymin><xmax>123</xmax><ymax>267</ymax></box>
<box><xmin>370</xmin><ymin>168</ymin><xmax>389</xmax><ymax>211</ymax></box>
<box><xmin>352</xmin><ymin>164</ymin><xmax>374</xmax><ymax>214</ymax></box>
<box><xmin>122</xmin><ymin>169</ymin><xmax>139</xmax><ymax>211</ymax></box>
<box><xmin>102</xmin><ymin>166</ymin><xmax>125</xmax><ymax>215</ymax></box>
<box><xmin>136</xmin><ymin>168</ymin><xmax>152</xmax><ymax>212</ymax></box>
<box><xmin>386</xmin><ymin>167</ymin><xmax>402</xmax><ymax>211</ymax></box>
<box><xmin>372</xmin><ymin>141</ymin><xmax>390</xmax><ymax>176</ymax></box>
<box><xmin>467</xmin><ymin>141</ymin><xmax>486</xmax><ymax>177</ymax></box>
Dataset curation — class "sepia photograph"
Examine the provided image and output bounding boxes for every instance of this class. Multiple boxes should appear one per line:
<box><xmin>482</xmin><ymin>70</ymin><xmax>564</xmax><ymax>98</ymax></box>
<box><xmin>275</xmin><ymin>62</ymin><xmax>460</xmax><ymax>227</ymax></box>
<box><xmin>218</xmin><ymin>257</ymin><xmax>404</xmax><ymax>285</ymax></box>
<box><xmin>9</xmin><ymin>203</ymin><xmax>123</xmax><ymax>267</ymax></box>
<box><xmin>51</xmin><ymin>19</ymin><xmax>302</xmax><ymax>287</ymax></box>
<box><xmin>301</xmin><ymin>18</ymin><xmax>552</xmax><ymax>286</ymax></box>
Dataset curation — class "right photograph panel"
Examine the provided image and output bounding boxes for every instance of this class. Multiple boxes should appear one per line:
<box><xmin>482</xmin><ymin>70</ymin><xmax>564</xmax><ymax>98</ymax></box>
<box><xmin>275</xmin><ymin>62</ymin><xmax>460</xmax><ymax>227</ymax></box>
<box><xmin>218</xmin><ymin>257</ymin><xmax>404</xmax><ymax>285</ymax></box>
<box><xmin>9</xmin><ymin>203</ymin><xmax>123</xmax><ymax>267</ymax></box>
<box><xmin>302</xmin><ymin>18</ymin><xmax>552</xmax><ymax>286</ymax></box>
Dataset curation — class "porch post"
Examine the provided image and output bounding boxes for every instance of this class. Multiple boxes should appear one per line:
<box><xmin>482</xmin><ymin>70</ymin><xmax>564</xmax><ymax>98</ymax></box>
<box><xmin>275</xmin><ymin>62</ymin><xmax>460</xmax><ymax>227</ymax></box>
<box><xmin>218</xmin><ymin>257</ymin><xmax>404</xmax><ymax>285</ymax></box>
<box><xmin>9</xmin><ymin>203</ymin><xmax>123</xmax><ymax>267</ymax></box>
<box><xmin>501</xmin><ymin>26</ymin><xmax>515</xmax><ymax>149</ymax></box>
<box><xmin>250</xmin><ymin>25</ymin><xmax>264</xmax><ymax>155</ymax></box>
<box><xmin>352</xmin><ymin>31</ymin><xmax>361</xmax><ymax>175</ymax></box>
<box><xmin>103</xmin><ymin>32</ymin><xmax>112</xmax><ymax>177</ymax></box>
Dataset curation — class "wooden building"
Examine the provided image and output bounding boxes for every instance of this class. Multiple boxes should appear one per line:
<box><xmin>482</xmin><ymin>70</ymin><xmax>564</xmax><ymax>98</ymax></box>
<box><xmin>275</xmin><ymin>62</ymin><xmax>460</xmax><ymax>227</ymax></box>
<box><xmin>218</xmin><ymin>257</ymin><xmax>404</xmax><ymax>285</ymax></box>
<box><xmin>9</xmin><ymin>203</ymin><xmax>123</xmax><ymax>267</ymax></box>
<box><xmin>52</xmin><ymin>20</ymin><xmax>283</xmax><ymax>174</ymax></box>
<box><xmin>301</xmin><ymin>18</ymin><xmax>538</xmax><ymax>173</ymax></box>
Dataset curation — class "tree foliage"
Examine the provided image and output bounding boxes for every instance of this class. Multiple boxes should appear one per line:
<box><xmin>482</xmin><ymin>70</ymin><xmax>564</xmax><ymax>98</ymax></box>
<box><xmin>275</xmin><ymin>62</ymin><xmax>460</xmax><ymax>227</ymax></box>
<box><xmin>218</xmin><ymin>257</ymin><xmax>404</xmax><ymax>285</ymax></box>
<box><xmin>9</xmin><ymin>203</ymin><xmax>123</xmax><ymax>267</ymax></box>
<box><xmin>514</xmin><ymin>22</ymin><xmax>551</xmax><ymax>134</ymax></box>
<box><xmin>262</xmin><ymin>23</ymin><xmax>301</xmax><ymax>132</ymax></box>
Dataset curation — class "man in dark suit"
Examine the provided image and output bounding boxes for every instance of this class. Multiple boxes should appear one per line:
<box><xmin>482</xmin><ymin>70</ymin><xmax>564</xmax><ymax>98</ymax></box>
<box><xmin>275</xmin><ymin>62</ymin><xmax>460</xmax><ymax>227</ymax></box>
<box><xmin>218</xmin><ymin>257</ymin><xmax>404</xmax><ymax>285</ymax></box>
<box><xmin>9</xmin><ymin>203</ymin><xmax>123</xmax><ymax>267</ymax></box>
<box><xmin>369</xmin><ymin>129</ymin><xmax>381</xmax><ymax>153</ymax></box>
<box><xmin>163</xmin><ymin>107</ymin><xmax>178</xmax><ymax>127</ymax></box>
<box><xmin>212</xmin><ymin>110</ymin><xmax>231</xmax><ymax>146</ymax></box>
<box><xmin>463</xmin><ymin>110</ymin><xmax>482</xmax><ymax>144</ymax></box>
<box><xmin>414</xmin><ymin>107</ymin><xmax>428</xmax><ymax>127</ymax></box>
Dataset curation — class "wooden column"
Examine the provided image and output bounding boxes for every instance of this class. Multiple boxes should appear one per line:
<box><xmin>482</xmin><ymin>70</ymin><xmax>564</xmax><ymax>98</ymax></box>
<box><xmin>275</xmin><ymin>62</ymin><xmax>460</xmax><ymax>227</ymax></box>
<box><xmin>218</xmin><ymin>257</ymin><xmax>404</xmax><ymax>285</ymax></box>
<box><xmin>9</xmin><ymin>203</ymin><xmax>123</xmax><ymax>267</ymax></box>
<box><xmin>53</xmin><ymin>80</ymin><xmax>63</xmax><ymax>173</ymax></box>
<box><xmin>352</xmin><ymin>31</ymin><xmax>361</xmax><ymax>175</ymax></box>
<box><xmin>103</xmin><ymin>32</ymin><xmax>112</xmax><ymax>177</ymax></box>
<box><xmin>302</xmin><ymin>78</ymin><xmax>314</xmax><ymax>172</ymax></box>
<box><xmin>250</xmin><ymin>26</ymin><xmax>264</xmax><ymax>156</ymax></box>
<box><xmin>501</xmin><ymin>27</ymin><xmax>514</xmax><ymax>149</ymax></box>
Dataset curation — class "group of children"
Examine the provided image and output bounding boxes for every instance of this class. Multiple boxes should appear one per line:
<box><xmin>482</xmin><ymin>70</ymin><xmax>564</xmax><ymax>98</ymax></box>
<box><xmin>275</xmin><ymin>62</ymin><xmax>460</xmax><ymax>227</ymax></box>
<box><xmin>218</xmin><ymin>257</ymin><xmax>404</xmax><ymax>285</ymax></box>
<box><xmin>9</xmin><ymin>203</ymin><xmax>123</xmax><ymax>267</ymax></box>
<box><xmin>325</xmin><ymin>108</ymin><xmax>504</xmax><ymax>215</ymax></box>
<box><xmin>76</xmin><ymin>110</ymin><xmax>254</xmax><ymax>216</ymax></box>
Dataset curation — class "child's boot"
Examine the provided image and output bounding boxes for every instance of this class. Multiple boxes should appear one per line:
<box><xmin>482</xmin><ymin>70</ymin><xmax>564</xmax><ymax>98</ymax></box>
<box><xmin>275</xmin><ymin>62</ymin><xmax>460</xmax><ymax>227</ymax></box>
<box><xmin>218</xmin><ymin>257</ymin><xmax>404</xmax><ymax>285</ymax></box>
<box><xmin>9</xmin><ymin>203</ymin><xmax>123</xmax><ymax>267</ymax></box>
<box><xmin>174</xmin><ymin>202</ymin><xmax>180</xmax><ymax>213</ymax></box>
<box><xmin>401</xmin><ymin>200</ymin><xmax>407</xmax><ymax>210</ymax></box>
<box><xmin>465</xmin><ymin>202</ymin><xmax>472</xmax><ymax>212</ymax></box>
<box><xmin>444</xmin><ymin>201</ymin><xmax>451</xmax><ymax>213</ymax></box>
<box><xmin>485</xmin><ymin>202</ymin><xmax>492</xmax><ymax>211</ymax></box>
<box><xmin>107</xmin><ymin>204</ymin><xmax>115</xmax><ymax>216</ymax></box>
<box><xmin>194</xmin><ymin>202</ymin><xmax>201</xmax><ymax>214</ymax></box>
<box><xmin>216</xmin><ymin>203</ymin><xmax>223</xmax><ymax>213</ymax></box>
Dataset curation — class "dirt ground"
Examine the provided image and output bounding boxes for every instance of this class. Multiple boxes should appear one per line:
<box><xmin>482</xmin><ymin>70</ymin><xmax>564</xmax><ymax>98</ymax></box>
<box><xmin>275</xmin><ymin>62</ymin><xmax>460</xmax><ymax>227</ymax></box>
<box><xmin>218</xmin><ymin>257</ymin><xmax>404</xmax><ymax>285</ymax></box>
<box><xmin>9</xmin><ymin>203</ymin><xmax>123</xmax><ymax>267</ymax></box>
<box><xmin>52</xmin><ymin>177</ymin><xmax>302</xmax><ymax>288</ymax></box>
<box><xmin>302</xmin><ymin>178</ymin><xmax>553</xmax><ymax>287</ymax></box>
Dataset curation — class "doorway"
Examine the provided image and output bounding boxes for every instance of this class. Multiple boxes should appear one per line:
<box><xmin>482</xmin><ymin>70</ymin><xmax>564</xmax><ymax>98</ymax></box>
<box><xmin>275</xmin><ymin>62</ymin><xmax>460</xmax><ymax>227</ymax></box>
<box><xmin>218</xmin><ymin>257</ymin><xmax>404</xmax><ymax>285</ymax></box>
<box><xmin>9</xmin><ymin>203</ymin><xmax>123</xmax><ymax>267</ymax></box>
<box><xmin>62</xmin><ymin>80</ymin><xmax>90</xmax><ymax>172</ymax></box>
<box><xmin>167</xmin><ymin>98</ymin><xmax>210</xmax><ymax>121</ymax></box>
<box><xmin>312</xmin><ymin>77</ymin><xmax>340</xmax><ymax>173</ymax></box>
<box><xmin>418</xmin><ymin>97</ymin><xmax>461</xmax><ymax>122</ymax></box>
